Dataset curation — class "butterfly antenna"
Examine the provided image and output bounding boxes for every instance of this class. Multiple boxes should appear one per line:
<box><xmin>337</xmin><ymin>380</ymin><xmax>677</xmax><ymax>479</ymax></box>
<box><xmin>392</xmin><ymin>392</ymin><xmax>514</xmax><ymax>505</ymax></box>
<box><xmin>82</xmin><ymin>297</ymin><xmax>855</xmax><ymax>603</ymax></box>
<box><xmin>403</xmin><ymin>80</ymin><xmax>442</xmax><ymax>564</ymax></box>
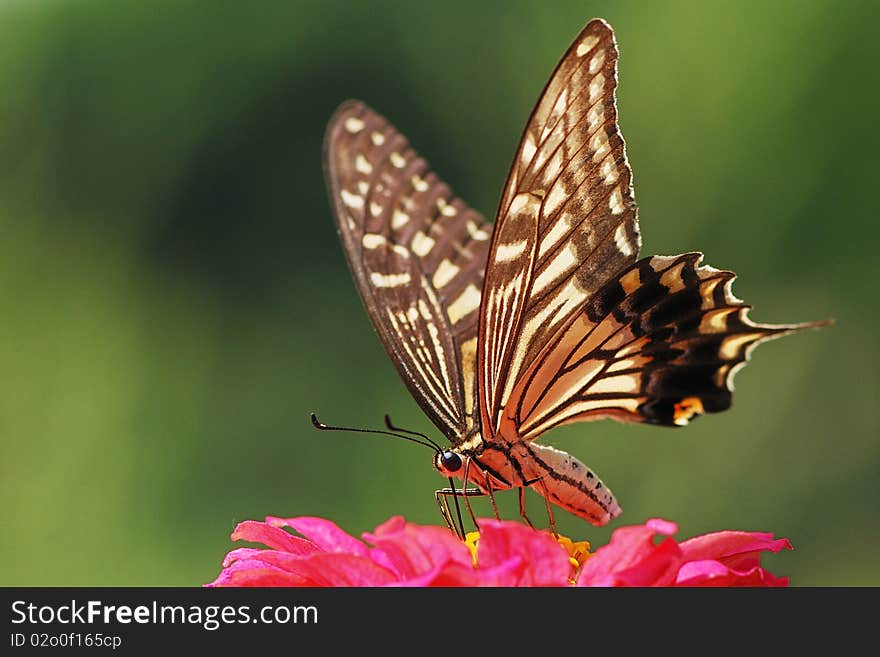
<box><xmin>384</xmin><ymin>414</ymin><xmax>474</xmax><ymax>538</ymax></box>
<box><xmin>383</xmin><ymin>414</ymin><xmax>444</xmax><ymax>452</ymax></box>
<box><xmin>310</xmin><ymin>412</ymin><xmax>439</xmax><ymax>452</ymax></box>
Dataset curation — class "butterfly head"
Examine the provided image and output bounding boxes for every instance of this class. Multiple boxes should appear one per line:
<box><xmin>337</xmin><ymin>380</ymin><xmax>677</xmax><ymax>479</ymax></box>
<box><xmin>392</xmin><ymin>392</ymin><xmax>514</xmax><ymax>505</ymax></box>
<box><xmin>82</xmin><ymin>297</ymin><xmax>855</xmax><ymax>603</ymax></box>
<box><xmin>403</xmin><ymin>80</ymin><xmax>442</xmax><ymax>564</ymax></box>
<box><xmin>434</xmin><ymin>449</ymin><xmax>464</xmax><ymax>477</ymax></box>
<box><xmin>433</xmin><ymin>430</ymin><xmax>485</xmax><ymax>476</ymax></box>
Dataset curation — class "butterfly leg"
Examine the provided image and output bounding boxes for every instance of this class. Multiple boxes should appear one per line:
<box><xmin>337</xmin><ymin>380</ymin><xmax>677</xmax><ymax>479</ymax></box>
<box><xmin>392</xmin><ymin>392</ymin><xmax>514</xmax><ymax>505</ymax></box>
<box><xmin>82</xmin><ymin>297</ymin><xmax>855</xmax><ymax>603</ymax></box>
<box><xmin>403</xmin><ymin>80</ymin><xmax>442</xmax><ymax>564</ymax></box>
<box><xmin>435</xmin><ymin>489</ymin><xmax>456</xmax><ymax>534</ymax></box>
<box><xmin>435</xmin><ymin>486</ymin><xmax>484</xmax><ymax>538</ymax></box>
<box><xmin>483</xmin><ymin>475</ymin><xmax>501</xmax><ymax>521</ymax></box>
<box><xmin>518</xmin><ymin>486</ymin><xmax>536</xmax><ymax>529</ymax></box>
<box><xmin>536</xmin><ymin>479</ymin><xmax>559</xmax><ymax>537</ymax></box>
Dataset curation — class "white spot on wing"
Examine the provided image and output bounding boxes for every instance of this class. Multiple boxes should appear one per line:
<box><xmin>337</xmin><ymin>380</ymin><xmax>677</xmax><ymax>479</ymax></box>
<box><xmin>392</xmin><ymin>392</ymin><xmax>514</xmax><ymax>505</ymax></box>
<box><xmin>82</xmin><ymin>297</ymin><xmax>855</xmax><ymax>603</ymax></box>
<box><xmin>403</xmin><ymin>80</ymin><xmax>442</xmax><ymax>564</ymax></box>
<box><xmin>390</xmin><ymin>152</ymin><xmax>406</xmax><ymax>168</ymax></box>
<box><xmin>466</xmin><ymin>220</ymin><xmax>490</xmax><ymax>241</ymax></box>
<box><xmin>371</xmin><ymin>131</ymin><xmax>385</xmax><ymax>145</ymax></box>
<box><xmin>437</xmin><ymin>198</ymin><xmax>457</xmax><ymax>216</ymax></box>
<box><xmin>576</xmin><ymin>35</ymin><xmax>599</xmax><ymax>57</ymax></box>
<box><xmin>609</xmin><ymin>186</ymin><xmax>624</xmax><ymax>215</ymax></box>
<box><xmin>432</xmin><ymin>259</ymin><xmax>460</xmax><ymax>288</ymax></box>
<box><xmin>417</xmin><ymin>299</ymin><xmax>432</xmax><ymax>320</ymax></box>
<box><xmin>600</xmin><ymin>157</ymin><xmax>618</xmax><ymax>185</ymax></box>
<box><xmin>544</xmin><ymin>183</ymin><xmax>569</xmax><ymax>218</ymax></box>
<box><xmin>495</xmin><ymin>239</ymin><xmax>528</xmax><ymax>263</ymax></box>
<box><xmin>552</xmin><ymin>88</ymin><xmax>568</xmax><ymax>116</ymax></box>
<box><xmin>538</xmin><ymin>217</ymin><xmax>571</xmax><ymax>259</ymax></box>
<box><xmin>362</xmin><ymin>233</ymin><xmax>387</xmax><ymax>249</ymax></box>
<box><xmin>522</xmin><ymin>135</ymin><xmax>537</xmax><ymax>163</ymax></box>
<box><xmin>412</xmin><ymin>175</ymin><xmax>429</xmax><ymax>192</ymax></box>
<box><xmin>589</xmin><ymin>50</ymin><xmax>606</xmax><ymax>74</ymax></box>
<box><xmin>340</xmin><ymin>190</ymin><xmax>363</xmax><ymax>210</ymax></box>
<box><xmin>590</xmin><ymin>130</ymin><xmax>608</xmax><ymax>152</ymax></box>
<box><xmin>608</xmin><ymin>357</ymin><xmax>639</xmax><ymax>373</ymax></box>
<box><xmin>355</xmin><ymin>154</ymin><xmax>372</xmax><ymax>175</ymax></box>
<box><xmin>447</xmin><ymin>283</ymin><xmax>482</xmax><ymax>324</ymax></box>
<box><xmin>589</xmin><ymin>374</ymin><xmax>640</xmax><ymax>395</ymax></box>
<box><xmin>392</xmin><ymin>209</ymin><xmax>410</xmax><ymax>229</ymax></box>
<box><xmin>509</xmin><ymin>192</ymin><xmax>538</xmax><ymax>216</ymax></box>
<box><xmin>532</xmin><ymin>242</ymin><xmax>578</xmax><ymax>294</ymax></box>
<box><xmin>587</xmin><ymin>106</ymin><xmax>605</xmax><ymax>132</ymax></box>
<box><xmin>590</xmin><ymin>130</ymin><xmax>610</xmax><ymax>162</ymax></box>
<box><xmin>370</xmin><ymin>271</ymin><xmax>411</xmax><ymax>287</ymax></box>
<box><xmin>613</xmin><ymin>224</ymin><xmax>634</xmax><ymax>256</ymax></box>
<box><xmin>411</xmin><ymin>231</ymin><xmax>436</xmax><ymax>257</ymax></box>
<box><xmin>588</xmin><ymin>73</ymin><xmax>605</xmax><ymax>103</ymax></box>
<box><xmin>344</xmin><ymin>116</ymin><xmax>365</xmax><ymax>133</ymax></box>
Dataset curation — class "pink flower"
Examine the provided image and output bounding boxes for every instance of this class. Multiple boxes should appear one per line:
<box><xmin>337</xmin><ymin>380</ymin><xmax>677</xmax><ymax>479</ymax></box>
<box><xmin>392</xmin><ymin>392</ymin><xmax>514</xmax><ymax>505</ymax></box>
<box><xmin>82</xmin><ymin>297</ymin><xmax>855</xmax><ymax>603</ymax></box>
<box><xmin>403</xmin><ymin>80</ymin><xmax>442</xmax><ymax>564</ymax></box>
<box><xmin>576</xmin><ymin>518</ymin><xmax>792</xmax><ymax>587</ymax></box>
<box><xmin>208</xmin><ymin>515</ymin><xmax>792</xmax><ymax>587</ymax></box>
<box><xmin>207</xmin><ymin>515</ymin><xmax>569</xmax><ymax>586</ymax></box>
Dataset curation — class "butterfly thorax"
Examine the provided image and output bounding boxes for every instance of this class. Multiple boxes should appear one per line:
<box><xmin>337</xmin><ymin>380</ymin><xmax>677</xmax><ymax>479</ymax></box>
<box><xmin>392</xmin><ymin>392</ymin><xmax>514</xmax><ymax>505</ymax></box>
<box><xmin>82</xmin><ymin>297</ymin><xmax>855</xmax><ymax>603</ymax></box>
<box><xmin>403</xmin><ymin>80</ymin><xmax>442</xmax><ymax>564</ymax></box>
<box><xmin>433</xmin><ymin>430</ymin><xmax>507</xmax><ymax>490</ymax></box>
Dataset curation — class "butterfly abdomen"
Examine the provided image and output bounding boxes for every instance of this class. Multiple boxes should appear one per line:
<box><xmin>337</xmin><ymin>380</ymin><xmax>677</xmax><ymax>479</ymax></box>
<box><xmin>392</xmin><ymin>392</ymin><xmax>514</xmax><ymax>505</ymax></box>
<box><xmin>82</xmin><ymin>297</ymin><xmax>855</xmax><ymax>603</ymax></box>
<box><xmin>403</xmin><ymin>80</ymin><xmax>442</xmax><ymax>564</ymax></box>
<box><xmin>518</xmin><ymin>442</ymin><xmax>621</xmax><ymax>526</ymax></box>
<box><xmin>475</xmin><ymin>436</ymin><xmax>620</xmax><ymax>526</ymax></box>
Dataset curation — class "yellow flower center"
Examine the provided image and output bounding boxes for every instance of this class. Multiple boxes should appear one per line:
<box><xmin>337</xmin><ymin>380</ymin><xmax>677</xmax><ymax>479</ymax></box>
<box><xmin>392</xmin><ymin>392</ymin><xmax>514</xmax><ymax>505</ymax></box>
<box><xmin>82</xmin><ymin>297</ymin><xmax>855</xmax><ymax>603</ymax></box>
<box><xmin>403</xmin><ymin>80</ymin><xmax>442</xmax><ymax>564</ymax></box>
<box><xmin>555</xmin><ymin>534</ymin><xmax>592</xmax><ymax>571</ymax></box>
<box><xmin>464</xmin><ymin>531</ymin><xmax>481</xmax><ymax>566</ymax></box>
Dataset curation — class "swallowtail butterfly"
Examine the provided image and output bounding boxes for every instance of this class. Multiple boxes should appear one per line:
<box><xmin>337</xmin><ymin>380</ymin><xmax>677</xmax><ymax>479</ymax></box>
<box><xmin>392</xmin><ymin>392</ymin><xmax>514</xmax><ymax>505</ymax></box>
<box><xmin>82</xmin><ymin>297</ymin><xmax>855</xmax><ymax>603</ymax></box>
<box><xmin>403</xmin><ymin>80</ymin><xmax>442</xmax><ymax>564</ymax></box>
<box><xmin>321</xmin><ymin>18</ymin><xmax>826</xmax><ymax>531</ymax></box>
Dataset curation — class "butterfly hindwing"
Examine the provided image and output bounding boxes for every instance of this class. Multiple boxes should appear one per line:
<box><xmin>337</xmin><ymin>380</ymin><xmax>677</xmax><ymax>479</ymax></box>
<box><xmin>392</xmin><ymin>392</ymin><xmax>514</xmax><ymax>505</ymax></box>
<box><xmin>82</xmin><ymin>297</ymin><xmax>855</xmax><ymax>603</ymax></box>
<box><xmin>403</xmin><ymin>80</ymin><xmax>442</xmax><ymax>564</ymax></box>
<box><xmin>324</xmin><ymin>101</ymin><xmax>493</xmax><ymax>442</ymax></box>
<box><xmin>479</xmin><ymin>19</ymin><xmax>639</xmax><ymax>434</ymax></box>
<box><xmin>501</xmin><ymin>253</ymin><xmax>826</xmax><ymax>438</ymax></box>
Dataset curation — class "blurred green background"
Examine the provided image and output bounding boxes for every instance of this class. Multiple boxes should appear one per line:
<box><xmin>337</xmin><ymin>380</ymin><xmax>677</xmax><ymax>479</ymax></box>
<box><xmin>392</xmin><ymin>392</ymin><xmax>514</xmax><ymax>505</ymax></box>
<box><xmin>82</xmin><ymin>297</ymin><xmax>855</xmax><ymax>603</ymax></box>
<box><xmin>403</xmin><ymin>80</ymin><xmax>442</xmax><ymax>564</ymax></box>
<box><xmin>1</xmin><ymin>0</ymin><xmax>876</xmax><ymax>586</ymax></box>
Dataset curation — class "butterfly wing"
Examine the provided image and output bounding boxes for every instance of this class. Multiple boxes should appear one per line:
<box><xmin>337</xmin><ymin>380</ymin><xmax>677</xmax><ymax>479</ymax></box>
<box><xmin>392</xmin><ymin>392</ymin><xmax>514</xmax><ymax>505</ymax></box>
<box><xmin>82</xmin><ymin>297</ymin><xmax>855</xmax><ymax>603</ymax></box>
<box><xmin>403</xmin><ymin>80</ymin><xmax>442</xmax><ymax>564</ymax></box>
<box><xmin>472</xmin><ymin>19</ymin><xmax>825</xmax><ymax>526</ymax></box>
<box><xmin>502</xmin><ymin>253</ymin><xmax>829</xmax><ymax>438</ymax></box>
<box><xmin>479</xmin><ymin>19</ymin><xmax>639</xmax><ymax>436</ymax></box>
<box><xmin>324</xmin><ymin>101</ymin><xmax>492</xmax><ymax>442</ymax></box>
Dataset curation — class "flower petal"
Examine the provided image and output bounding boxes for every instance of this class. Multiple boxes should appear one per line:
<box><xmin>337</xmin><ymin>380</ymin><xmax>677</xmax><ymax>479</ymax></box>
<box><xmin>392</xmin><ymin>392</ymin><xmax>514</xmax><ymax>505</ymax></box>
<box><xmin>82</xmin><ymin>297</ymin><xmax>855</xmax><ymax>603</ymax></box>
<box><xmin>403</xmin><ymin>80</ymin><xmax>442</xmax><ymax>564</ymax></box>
<box><xmin>363</xmin><ymin>516</ymin><xmax>473</xmax><ymax>579</ymax></box>
<box><xmin>207</xmin><ymin>559</ymin><xmax>314</xmax><ymax>587</ymax></box>
<box><xmin>577</xmin><ymin>521</ymin><xmax>682</xmax><ymax>587</ymax></box>
<box><xmin>475</xmin><ymin>520</ymin><xmax>571</xmax><ymax>586</ymax></box>
<box><xmin>676</xmin><ymin>559</ymin><xmax>789</xmax><ymax>587</ymax></box>
<box><xmin>400</xmin><ymin>557</ymin><xmax>528</xmax><ymax>587</ymax></box>
<box><xmin>269</xmin><ymin>516</ymin><xmax>369</xmax><ymax>556</ymax></box>
<box><xmin>646</xmin><ymin>518</ymin><xmax>678</xmax><ymax>536</ymax></box>
<box><xmin>231</xmin><ymin>520</ymin><xmax>321</xmax><ymax>556</ymax></box>
<box><xmin>275</xmin><ymin>553</ymin><xmax>399</xmax><ymax>586</ymax></box>
<box><xmin>679</xmin><ymin>530</ymin><xmax>793</xmax><ymax>571</ymax></box>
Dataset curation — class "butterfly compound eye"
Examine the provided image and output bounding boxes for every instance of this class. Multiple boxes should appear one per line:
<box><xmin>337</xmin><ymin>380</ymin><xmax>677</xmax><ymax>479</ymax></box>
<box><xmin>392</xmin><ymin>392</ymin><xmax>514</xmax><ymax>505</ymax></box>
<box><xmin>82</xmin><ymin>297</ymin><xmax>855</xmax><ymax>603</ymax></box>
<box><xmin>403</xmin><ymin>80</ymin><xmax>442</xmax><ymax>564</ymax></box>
<box><xmin>440</xmin><ymin>451</ymin><xmax>462</xmax><ymax>473</ymax></box>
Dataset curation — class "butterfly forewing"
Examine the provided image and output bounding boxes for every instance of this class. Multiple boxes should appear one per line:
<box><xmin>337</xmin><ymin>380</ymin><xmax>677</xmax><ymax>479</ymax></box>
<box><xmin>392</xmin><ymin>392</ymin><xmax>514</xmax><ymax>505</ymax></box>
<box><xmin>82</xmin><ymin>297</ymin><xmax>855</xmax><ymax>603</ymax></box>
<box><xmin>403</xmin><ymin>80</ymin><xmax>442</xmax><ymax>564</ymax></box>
<box><xmin>324</xmin><ymin>101</ymin><xmax>493</xmax><ymax>441</ymax></box>
<box><xmin>480</xmin><ymin>19</ymin><xmax>639</xmax><ymax>434</ymax></box>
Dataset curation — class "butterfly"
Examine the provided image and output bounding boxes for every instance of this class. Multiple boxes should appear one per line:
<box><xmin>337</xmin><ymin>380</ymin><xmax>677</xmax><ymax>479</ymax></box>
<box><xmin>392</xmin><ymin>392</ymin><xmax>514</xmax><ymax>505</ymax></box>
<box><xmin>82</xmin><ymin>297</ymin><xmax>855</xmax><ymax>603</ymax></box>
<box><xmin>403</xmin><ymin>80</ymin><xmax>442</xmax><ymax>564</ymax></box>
<box><xmin>320</xmin><ymin>18</ymin><xmax>826</xmax><ymax>534</ymax></box>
